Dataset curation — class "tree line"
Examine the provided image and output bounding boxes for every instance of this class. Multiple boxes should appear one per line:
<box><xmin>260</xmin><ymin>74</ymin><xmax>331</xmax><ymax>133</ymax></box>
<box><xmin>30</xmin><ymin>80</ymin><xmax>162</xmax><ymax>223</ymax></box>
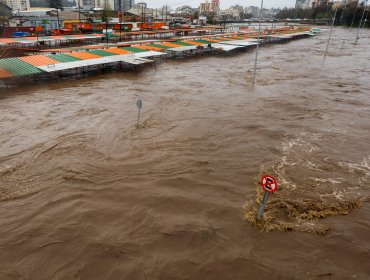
<box><xmin>276</xmin><ymin>3</ymin><xmax>369</xmax><ymax>27</ymax></box>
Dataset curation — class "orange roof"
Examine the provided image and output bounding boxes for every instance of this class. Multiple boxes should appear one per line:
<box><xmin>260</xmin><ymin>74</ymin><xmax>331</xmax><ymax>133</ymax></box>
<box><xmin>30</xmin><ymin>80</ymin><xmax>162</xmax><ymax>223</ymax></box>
<box><xmin>132</xmin><ymin>45</ymin><xmax>164</xmax><ymax>51</ymax></box>
<box><xmin>68</xmin><ymin>52</ymin><xmax>101</xmax><ymax>60</ymax></box>
<box><xmin>104</xmin><ymin>48</ymin><xmax>131</xmax><ymax>55</ymax></box>
<box><xmin>183</xmin><ymin>41</ymin><xmax>204</xmax><ymax>45</ymax></box>
<box><xmin>23</xmin><ymin>37</ymin><xmax>37</xmax><ymax>41</ymax></box>
<box><xmin>214</xmin><ymin>37</ymin><xmax>234</xmax><ymax>41</ymax></box>
<box><xmin>160</xmin><ymin>42</ymin><xmax>183</xmax><ymax>48</ymax></box>
<box><xmin>0</xmin><ymin>68</ymin><xmax>11</xmax><ymax>78</ymax></box>
<box><xmin>0</xmin><ymin>39</ymin><xmax>15</xmax><ymax>44</ymax></box>
<box><xmin>40</xmin><ymin>48</ymin><xmax>70</xmax><ymax>53</ymax></box>
<box><xmin>19</xmin><ymin>55</ymin><xmax>59</xmax><ymax>66</ymax></box>
<box><xmin>201</xmin><ymin>38</ymin><xmax>221</xmax><ymax>43</ymax></box>
<box><xmin>81</xmin><ymin>45</ymin><xmax>106</xmax><ymax>49</ymax></box>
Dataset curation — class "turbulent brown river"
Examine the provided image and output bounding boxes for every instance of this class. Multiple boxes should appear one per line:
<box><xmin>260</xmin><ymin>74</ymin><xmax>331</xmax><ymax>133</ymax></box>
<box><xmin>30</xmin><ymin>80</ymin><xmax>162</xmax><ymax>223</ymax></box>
<box><xmin>0</xmin><ymin>27</ymin><xmax>369</xmax><ymax>279</ymax></box>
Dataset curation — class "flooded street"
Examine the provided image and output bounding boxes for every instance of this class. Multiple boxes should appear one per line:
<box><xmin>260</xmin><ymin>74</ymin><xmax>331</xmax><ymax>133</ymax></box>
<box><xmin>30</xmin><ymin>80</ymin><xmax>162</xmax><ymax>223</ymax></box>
<box><xmin>0</xmin><ymin>27</ymin><xmax>369</xmax><ymax>279</ymax></box>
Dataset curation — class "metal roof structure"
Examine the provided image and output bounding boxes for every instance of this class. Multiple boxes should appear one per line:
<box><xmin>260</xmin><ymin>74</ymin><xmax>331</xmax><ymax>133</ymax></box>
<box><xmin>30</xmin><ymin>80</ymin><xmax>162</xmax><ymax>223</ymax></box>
<box><xmin>37</xmin><ymin>55</ymin><xmax>153</xmax><ymax>72</ymax></box>
<box><xmin>0</xmin><ymin>28</ymin><xmax>314</xmax><ymax>80</ymax></box>
<box><xmin>0</xmin><ymin>34</ymin><xmax>107</xmax><ymax>47</ymax></box>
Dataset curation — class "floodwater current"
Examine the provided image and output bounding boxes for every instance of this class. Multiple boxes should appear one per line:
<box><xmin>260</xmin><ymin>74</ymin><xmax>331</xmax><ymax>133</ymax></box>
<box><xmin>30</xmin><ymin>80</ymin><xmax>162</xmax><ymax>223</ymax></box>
<box><xmin>0</xmin><ymin>28</ymin><xmax>369</xmax><ymax>279</ymax></box>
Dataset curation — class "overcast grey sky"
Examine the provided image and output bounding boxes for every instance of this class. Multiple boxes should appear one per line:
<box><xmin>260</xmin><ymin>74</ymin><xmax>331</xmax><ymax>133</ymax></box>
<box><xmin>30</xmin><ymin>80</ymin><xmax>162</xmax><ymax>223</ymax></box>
<box><xmin>144</xmin><ymin>0</ymin><xmax>297</xmax><ymax>9</ymax></box>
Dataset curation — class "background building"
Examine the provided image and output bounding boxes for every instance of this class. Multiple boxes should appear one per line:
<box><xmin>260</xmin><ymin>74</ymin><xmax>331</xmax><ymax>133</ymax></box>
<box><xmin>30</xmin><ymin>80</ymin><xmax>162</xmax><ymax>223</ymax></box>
<box><xmin>2</xmin><ymin>0</ymin><xmax>30</xmax><ymax>11</ymax></box>
<box><xmin>244</xmin><ymin>6</ymin><xmax>259</xmax><ymax>17</ymax></box>
<box><xmin>199</xmin><ymin>0</ymin><xmax>219</xmax><ymax>14</ymax></box>
<box><xmin>114</xmin><ymin>0</ymin><xmax>133</xmax><ymax>11</ymax></box>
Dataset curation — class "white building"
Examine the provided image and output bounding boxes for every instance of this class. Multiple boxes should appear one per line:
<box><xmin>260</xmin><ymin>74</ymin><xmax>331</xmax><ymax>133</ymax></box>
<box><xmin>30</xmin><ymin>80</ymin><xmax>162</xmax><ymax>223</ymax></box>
<box><xmin>295</xmin><ymin>0</ymin><xmax>319</xmax><ymax>9</ymax></box>
<box><xmin>245</xmin><ymin>6</ymin><xmax>259</xmax><ymax>17</ymax></box>
<box><xmin>219</xmin><ymin>8</ymin><xmax>240</xmax><ymax>19</ymax></box>
<box><xmin>81</xmin><ymin>0</ymin><xmax>115</xmax><ymax>10</ymax></box>
<box><xmin>2</xmin><ymin>0</ymin><xmax>30</xmax><ymax>11</ymax></box>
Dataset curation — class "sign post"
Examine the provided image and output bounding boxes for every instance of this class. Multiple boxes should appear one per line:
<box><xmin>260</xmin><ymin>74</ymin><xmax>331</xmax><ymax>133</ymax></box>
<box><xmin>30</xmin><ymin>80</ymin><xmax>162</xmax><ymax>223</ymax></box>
<box><xmin>257</xmin><ymin>175</ymin><xmax>278</xmax><ymax>219</ymax></box>
<box><xmin>136</xmin><ymin>99</ymin><xmax>143</xmax><ymax>128</ymax></box>
<box><xmin>136</xmin><ymin>99</ymin><xmax>142</xmax><ymax>127</ymax></box>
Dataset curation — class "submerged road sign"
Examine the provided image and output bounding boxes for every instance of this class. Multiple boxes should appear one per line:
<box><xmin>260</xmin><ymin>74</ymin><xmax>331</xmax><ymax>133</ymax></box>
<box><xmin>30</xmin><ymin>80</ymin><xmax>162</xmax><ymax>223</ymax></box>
<box><xmin>261</xmin><ymin>175</ymin><xmax>278</xmax><ymax>193</ymax></box>
<box><xmin>257</xmin><ymin>175</ymin><xmax>278</xmax><ymax>219</ymax></box>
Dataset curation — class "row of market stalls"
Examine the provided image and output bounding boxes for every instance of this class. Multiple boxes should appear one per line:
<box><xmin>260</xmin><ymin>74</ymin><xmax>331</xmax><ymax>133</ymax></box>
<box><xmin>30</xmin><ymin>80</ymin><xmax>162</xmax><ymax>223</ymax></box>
<box><xmin>0</xmin><ymin>27</ymin><xmax>224</xmax><ymax>49</ymax></box>
<box><xmin>0</xmin><ymin>27</ymin><xmax>314</xmax><ymax>83</ymax></box>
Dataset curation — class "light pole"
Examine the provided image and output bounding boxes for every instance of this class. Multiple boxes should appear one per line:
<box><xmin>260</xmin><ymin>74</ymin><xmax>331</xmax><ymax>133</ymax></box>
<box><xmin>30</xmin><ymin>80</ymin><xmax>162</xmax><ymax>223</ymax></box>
<box><xmin>252</xmin><ymin>0</ymin><xmax>264</xmax><ymax>85</ymax></box>
<box><xmin>104</xmin><ymin>0</ymin><xmax>109</xmax><ymax>44</ymax></box>
<box><xmin>355</xmin><ymin>3</ymin><xmax>368</xmax><ymax>44</ymax></box>
<box><xmin>324</xmin><ymin>8</ymin><xmax>338</xmax><ymax>58</ymax></box>
<box><xmin>78</xmin><ymin>0</ymin><xmax>81</xmax><ymax>22</ymax></box>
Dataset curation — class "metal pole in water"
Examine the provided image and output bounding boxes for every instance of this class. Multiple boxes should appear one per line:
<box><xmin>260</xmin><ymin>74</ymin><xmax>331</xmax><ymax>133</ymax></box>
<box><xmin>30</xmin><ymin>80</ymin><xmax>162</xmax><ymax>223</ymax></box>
<box><xmin>341</xmin><ymin>39</ymin><xmax>345</xmax><ymax>50</ymax></box>
<box><xmin>257</xmin><ymin>191</ymin><xmax>269</xmax><ymax>219</ymax></box>
<box><xmin>252</xmin><ymin>0</ymin><xmax>264</xmax><ymax>85</ymax></box>
<box><xmin>136</xmin><ymin>99</ymin><xmax>142</xmax><ymax>127</ymax></box>
<box><xmin>355</xmin><ymin>7</ymin><xmax>367</xmax><ymax>44</ymax></box>
<box><xmin>361</xmin><ymin>9</ymin><xmax>369</xmax><ymax>29</ymax></box>
<box><xmin>349</xmin><ymin>2</ymin><xmax>359</xmax><ymax>30</ymax></box>
<box><xmin>324</xmin><ymin>8</ymin><xmax>338</xmax><ymax>59</ymax></box>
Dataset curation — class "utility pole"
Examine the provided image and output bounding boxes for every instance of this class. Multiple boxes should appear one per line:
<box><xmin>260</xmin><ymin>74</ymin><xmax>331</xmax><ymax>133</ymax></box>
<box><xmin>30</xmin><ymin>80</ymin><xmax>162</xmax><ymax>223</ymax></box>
<box><xmin>78</xmin><ymin>0</ymin><xmax>81</xmax><ymax>22</ymax></box>
<box><xmin>355</xmin><ymin>5</ymin><xmax>367</xmax><ymax>44</ymax></box>
<box><xmin>252</xmin><ymin>0</ymin><xmax>264</xmax><ymax>85</ymax></box>
<box><xmin>104</xmin><ymin>0</ymin><xmax>109</xmax><ymax>44</ymax></box>
<box><xmin>350</xmin><ymin>1</ymin><xmax>360</xmax><ymax>30</ymax></box>
<box><xmin>324</xmin><ymin>8</ymin><xmax>338</xmax><ymax>58</ymax></box>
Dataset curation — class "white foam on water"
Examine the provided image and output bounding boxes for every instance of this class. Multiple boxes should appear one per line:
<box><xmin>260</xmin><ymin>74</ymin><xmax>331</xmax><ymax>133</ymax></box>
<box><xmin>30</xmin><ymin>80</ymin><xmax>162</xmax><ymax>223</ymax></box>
<box><xmin>339</xmin><ymin>156</ymin><xmax>370</xmax><ymax>183</ymax></box>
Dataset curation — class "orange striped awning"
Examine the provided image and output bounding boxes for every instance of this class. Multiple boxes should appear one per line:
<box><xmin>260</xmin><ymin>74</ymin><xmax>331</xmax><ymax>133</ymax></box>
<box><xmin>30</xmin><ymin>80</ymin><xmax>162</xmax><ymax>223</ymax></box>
<box><xmin>68</xmin><ymin>52</ymin><xmax>102</xmax><ymax>60</ymax></box>
<box><xmin>0</xmin><ymin>39</ymin><xmax>16</xmax><ymax>44</ymax></box>
<box><xmin>19</xmin><ymin>55</ymin><xmax>59</xmax><ymax>66</ymax></box>
<box><xmin>200</xmin><ymin>38</ymin><xmax>221</xmax><ymax>43</ymax></box>
<box><xmin>182</xmin><ymin>41</ymin><xmax>204</xmax><ymax>45</ymax></box>
<box><xmin>104</xmin><ymin>48</ymin><xmax>131</xmax><ymax>55</ymax></box>
<box><xmin>0</xmin><ymin>68</ymin><xmax>12</xmax><ymax>78</ymax></box>
<box><xmin>214</xmin><ymin>37</ymin><xmax>234</xmax><ymax>41</ymax></box>
<box><xmin>159</xmin><ymin>42</ymin><xmax>183</xmax><ymax>48</ymax></box>
<box><xmin>132</xmin><ymin>45</ymin><xmax>164</xmax><ymax>52</ymax></box>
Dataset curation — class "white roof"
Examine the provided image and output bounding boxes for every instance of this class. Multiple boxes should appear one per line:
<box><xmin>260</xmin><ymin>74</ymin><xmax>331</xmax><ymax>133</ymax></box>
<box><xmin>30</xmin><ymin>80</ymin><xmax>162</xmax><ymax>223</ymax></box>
<box><xmin>134</xmin><ymin>51</ymin><xmax>166</xmax><ymax>58</ymax></box>
<box><xmin>166</xmin><ymin>45</ymin><xmax>198</xmax><ymax>52</ymax></box>
<box><xmin>211</xmin><ymin>44</ymin><xmax>242</xmax><ymax>52</ymax></box>
<box><xmin>37</xmin><ymin>54</ymin><xmax>153</xmax><ymax>72</ymax></box>
<box><xmin>217</xmin><ymin>40</ymin><xmax>258</xmax><ymax>47</ymax></box>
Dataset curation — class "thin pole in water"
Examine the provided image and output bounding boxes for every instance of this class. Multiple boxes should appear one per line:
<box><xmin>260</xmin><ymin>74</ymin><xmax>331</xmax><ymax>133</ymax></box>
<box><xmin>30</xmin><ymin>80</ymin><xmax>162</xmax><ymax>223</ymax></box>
<box><xmin>349</xmin><ymin>2</ymin><xmax>359</xmax><ymax>30</ymax></box>
<box><xmin>252</xmin><ymin>0</ymin><xmax>264</xmax><ymax>85</ymax></box>
<box><xmin>324</xmin><ymin>8</ymin><xmax>338</xmax><ymax>59</ymax></box>
<box><xmin>339</xmin><ymin>0</ymin><xmax>348</xmax><ymax>25</ymax></box>
<box><xmin>361</xmin><ymin>9</ymin><xmax>369</xmax><ymax>29</ymax></box>
<box><xmin>257</xmin><ymin>191</ymin><xmax>269</xmax><ymax>219</ymax></box>
<box><xmin>355</xmin><ymin>8</ymin><xmax>368</xmax><ymax>44</ymax></box>
<box><xmin>136</xmin><ymin>99</ymin><xmax>142</xmax><ymax>127</ymax></box>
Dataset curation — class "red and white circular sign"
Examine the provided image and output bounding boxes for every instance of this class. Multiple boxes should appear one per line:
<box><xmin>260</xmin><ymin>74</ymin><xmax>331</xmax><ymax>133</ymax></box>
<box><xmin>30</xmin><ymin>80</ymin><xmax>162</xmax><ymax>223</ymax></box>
<box><xmin>261</xmin><ymin>175</ymin><xmax>278</xmax><ymax>193</ymax></box>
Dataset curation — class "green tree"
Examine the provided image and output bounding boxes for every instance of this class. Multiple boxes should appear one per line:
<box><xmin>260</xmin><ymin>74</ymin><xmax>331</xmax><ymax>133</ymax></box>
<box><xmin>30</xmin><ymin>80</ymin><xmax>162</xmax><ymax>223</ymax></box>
<box><xmin>49</xmin><ymin>0</ymin><xmax>63</xmax><ymax>30</ymax></box>
<box><xmin>0</xmin><ymin>3</ymin><xmax>12</xmax><ymax>17</ymax></box>
<box><xmin>49</xmin><ymin>0</ymin><xmax>63</xmax><ymax>10</ymax></box>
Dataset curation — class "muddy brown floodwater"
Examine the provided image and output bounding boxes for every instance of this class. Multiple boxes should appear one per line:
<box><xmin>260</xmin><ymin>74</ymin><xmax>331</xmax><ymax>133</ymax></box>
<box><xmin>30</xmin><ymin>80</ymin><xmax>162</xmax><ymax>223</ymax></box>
<box><xmin>0</xmin><ymin>27</ymin><xmax>369</xmax><ymax>279</ymax></box>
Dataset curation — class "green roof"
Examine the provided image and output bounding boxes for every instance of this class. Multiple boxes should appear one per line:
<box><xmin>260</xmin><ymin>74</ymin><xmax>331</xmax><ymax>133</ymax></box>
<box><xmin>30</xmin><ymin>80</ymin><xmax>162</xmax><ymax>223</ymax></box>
<box><xmin>87</xmin><ymin>50</ymin><xmax>116</xmax><ymax>57</ymax></box>
<box><xmin>120</xmin><ymin>47</ymin><xmax>148</xmax><ymax>53</ymax></box>
<box><xmin>148</xmin><ymin>44</ymin><xmax>172</xmax><ymax>50</ymax></box>
<box><xmin>173</xmin><ymin>41</ymin><xmax>194</xmax><ymax>46</ymax></box>
<box><xmin>194</xmin><ymin>40</ymin><xmax>212</xmax><ymax>44</ymax></box>
<box><xmin>47</xmin><ymin>54</ymin><xmax>82</xmax><ymax>63</ymax></box>
<box><xmin>0</xmin><ymin>58</ymin><xmax>42</xmax><ymax>76</ymax></box>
